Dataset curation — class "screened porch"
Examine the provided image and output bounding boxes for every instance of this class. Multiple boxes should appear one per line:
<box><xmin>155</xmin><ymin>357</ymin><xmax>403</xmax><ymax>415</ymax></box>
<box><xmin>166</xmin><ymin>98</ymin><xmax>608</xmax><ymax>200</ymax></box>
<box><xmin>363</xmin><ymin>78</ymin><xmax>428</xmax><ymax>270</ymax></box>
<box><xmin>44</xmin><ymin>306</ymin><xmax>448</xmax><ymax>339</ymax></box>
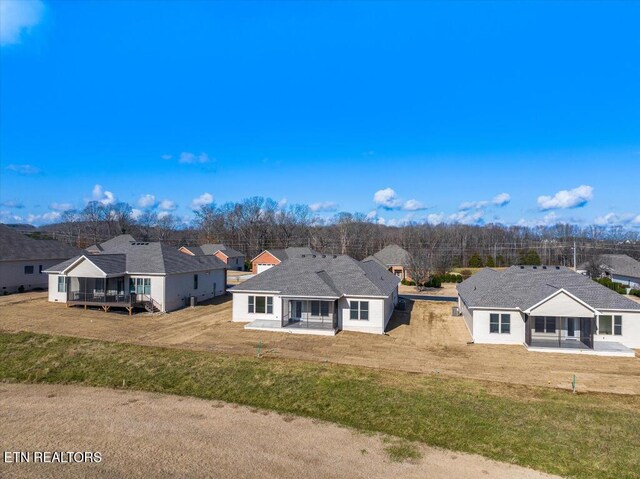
<box><xmin>281</xmin><ymin>298</ymin><xmax>338</xmax><ymax>330</ymax></box>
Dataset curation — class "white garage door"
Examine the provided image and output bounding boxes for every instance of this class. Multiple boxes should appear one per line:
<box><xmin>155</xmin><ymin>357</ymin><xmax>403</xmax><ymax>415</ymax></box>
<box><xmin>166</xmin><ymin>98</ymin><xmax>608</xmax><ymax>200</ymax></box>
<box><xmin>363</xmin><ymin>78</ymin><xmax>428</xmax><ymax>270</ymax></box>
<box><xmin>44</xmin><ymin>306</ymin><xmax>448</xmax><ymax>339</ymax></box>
<box><xmin>256</xmin><ymin>264</ymin><xmax>274</xmax><ymax>274</ymax></box>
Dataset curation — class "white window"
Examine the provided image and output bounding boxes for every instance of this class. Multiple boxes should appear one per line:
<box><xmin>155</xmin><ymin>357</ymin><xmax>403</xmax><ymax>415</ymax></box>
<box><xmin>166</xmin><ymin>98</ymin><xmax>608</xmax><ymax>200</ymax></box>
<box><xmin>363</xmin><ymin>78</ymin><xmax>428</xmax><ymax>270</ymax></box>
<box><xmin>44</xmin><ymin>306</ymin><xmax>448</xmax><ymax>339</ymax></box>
<box><xmin>614</xmin><ymin>316</ymin><xmax>622</xmax><ymax>336</ymax></box>
<box><xmin>248</xmin><ymin>295</ymin><xmax>273</xmax><ymax>314</ymax></box>
<box><xmin>130</xmin><ymin>278</ymin><xmax>151</xmax><ymax>295</ymax></box>
<box><xmin>490</xmin><ymin>313</ymin><xmax>510</xmax><ymax>333</ymax></box>
<box><xmin>311</xmin><ymin>301</ymin><xmax>330</xmax><ymax>317</ymax></box>
<box><xmin>350</xmin><ymin>301</ymin><xmax>369</xmax><ymax>320</ymax></box>
<box><xmin>57</xmin><ymin>276</ymin><xmax>67</xmax><ymax>293</ymax></box>
<box><xmin>599</xmin><ymin>315</ymin><xmax>613</xmax><ymax>335</ymax></box>
<box><xmin>24</xmin><ymin>265</ymin><xmax>34</xmax><ymax>275</ymax></box>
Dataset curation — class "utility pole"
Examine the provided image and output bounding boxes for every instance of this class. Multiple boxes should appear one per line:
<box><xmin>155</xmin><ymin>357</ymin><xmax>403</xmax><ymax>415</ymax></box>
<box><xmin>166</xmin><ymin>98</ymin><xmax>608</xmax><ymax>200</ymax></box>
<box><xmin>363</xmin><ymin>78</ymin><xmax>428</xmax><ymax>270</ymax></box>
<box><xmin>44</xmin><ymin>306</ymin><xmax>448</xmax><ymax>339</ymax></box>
<box><xmin>573</xmin><ymin>240</ymin><xmax>577</xmax><ymax>270</ymax></box>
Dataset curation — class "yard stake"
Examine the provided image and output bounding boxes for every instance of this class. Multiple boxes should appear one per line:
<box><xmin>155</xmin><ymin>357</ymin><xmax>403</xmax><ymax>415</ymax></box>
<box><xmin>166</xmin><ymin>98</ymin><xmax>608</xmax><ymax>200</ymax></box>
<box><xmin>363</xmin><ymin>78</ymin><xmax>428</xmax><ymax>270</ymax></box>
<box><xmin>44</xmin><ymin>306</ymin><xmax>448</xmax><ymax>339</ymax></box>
<box><xmin>257</xmin><ymin>340</ymin><xmax>262</xmax><ymax>358</ymax></box>
<box><xmin>572</xmin><ymin>374</ymin><xmax>576</xmax><ymax>394</ymax></box>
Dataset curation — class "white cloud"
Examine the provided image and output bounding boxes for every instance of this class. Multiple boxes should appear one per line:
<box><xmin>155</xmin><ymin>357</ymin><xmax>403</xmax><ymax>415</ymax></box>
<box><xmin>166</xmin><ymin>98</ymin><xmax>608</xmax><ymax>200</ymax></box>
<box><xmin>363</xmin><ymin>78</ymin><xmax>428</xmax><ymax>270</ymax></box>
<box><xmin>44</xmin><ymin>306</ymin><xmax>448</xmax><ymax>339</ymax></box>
<box><xmin>366</xmin><ymin>210</ymin><xmax>378</xmax><ymax>221</ymax></box>
<box><xmin>459</xmin><ymin>192</ymin><xmax>511</xmax><ymax>211</ymax></box>
<box><xmin>0</xmin><ymin>0</ymin><xmax>44</xmax><ymax>46</ymax></box>
<box><xmin>0</xmin><ymin>200</ymin><xmax>25</xmax><ymax>209</ymax></box>
<box><xmin>448</xmin><ymin>210</ymin><xmax>485</xmax><ymax>225</ymax></box>
<box><xmin>161</xmin><ymin>154</ymin><xmax>173</xmax><ymax>160</ymax></box>
<box><xmin>373</xmin><ymin>188</ymin><xmax>402</xmax><ymax>209</ymax></box>
<box><xmin>277</xmin><ymin>198</ymin><xmax>288</xmax><ymax>209</ymax></box>
<box><xmin>191</xmin><ymin>192</ymin><xmax>213</xmax><ymax>209</ymax></box>
<box><xmin>492</xmin><ymin>193</ymin><xmax>511</xmax><ymax>207</ymax></box>
<box><xmin>5</xmin><ymin>164</ymin><xmax>41</xmax><ymax>175</ymax></box>
<box><xmin>426</xmin><ymin>213</ymin><xmax>445</xmax><ymax>224</ymax></box>
<box><xmin>402</xmin><ymin>199</ymin><xmax>426</xmax><ymax>211</ymax></box>
<box><xmin>309</xmin><ymin>201</ymin><xmax>338</xmax><ymax>213</ymax></box>
<box><xmin>459</xmin><ymin>200</ymin><xmax>488</xmax><ymax>210</ymax></box>
<box><xmin>26</xmin><ymin>211</ymin><xmax>61</xmax><ymax>224</ymax></box>
<box><xmin>634</xmin><ymin>215</ymin><xmax>640</xmax><ymax>225</ymax></box>
<box><xmin>157</xmin><ymin>211</ymin><xmax>172</xmax><ymax>220</ymax></box>
<box><xmin>137</xmin><ymin>194</ymin><xmax>157</xmax><ymax>209</ymax></box>
<box><xmin>373</xmin><ymin>188</ymin><xmax>425</xmax><ymax>211</ymax></box>
<box><xmin>0</xmin><ymin>210</ymin><xmax>23</xmax><ymax>222</ymax></box>
<box><xmin>91</xmin><ymin>184</ymin><xmax>116</xmax><ymax>206</ymax></box>
<box><xmin>130</xmin><ymin>208</ymin><xmax>143</xmax><ymax>220</ymax></box>
<box><xmin>179</xmin><ymin>152</ymin><xmax>212</xmax><ymax>164</ymax></box>
<box><xmin>50</xmin><ymin>202</ymin><xmax>74</xmax><ymax>212</ymax></box>
<box><xmin>158</xmin><ymin>199</ymin><xmax>177</xmax><ymax>211</ymax></box>
<box><xmin>594</xmin><ymin>212</ymin><xmax>637</xmax><ymax>226</ymax></box>
<box><xmin>517</xmin><ymin>212</ymin><xmax>561</xmax><ymax>227</ymax></box>
<box><xmin>537</xmin><ymin>185</ymin><xmax>593</xmax><ymax>210</ymax></box>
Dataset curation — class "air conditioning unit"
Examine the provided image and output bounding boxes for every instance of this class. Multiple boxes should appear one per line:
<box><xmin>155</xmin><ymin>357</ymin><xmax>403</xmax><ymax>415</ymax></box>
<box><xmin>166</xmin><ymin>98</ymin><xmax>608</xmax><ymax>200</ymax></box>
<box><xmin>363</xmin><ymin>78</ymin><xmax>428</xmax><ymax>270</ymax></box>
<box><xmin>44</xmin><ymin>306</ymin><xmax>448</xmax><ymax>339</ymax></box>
<box><xmin>452</xmin><ymin>306</ymin><xmax>460</xmax><ymax>317</ymax></box>
<box><xmin>190</xmin><ymin>296</ymin><xmax>197</xmax><ymax>307</ymax></box>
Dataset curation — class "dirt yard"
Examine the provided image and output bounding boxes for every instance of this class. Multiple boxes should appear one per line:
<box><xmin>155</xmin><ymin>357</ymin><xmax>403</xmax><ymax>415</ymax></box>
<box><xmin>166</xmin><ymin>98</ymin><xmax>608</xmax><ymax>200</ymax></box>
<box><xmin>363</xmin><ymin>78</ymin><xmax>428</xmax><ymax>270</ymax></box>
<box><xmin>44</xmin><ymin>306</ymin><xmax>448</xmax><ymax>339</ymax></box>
<box><xmin>0</xmin><ymin>383</ymin><xmax>560</xmax><ymax>479</ymax></box>
<box><xmin>1</xmin><ymin>292</ymin><xmax>639</xmax><ymax>394</ymax></box>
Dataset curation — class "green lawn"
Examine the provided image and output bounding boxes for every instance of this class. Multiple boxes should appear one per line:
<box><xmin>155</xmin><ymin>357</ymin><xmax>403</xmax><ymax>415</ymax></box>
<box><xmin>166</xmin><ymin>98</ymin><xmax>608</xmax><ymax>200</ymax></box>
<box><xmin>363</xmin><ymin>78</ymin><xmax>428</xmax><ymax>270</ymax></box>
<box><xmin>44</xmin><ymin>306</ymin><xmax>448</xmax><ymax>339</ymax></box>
<box><xmin>1</xmin><ymin>331</ymin><xmax>639</xmax><ymax>479</ymax></box>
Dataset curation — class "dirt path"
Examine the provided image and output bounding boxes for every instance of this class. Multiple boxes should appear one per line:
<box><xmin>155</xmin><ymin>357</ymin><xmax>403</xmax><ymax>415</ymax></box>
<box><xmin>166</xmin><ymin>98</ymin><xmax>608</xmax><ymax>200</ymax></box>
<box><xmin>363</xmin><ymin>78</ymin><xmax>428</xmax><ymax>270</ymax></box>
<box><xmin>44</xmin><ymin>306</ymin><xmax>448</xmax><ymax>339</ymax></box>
<box><xmin>0</xmin><ymin>383</ymin><xmax>561</xmax><ymax>479</ymax></box>
<box><xmin>1</xmin><ymin>293</ymin><xmax>639</xmax><ymax>394</ymax></box>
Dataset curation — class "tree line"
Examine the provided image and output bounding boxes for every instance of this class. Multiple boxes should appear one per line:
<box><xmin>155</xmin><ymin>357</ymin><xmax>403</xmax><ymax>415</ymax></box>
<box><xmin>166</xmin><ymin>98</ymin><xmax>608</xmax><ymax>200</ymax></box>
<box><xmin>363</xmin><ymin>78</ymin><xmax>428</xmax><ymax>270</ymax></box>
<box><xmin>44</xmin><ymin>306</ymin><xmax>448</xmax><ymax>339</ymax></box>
<box><xmin>25</xmin><ymin>196</ymin><xmax>640</xmax><ymax>271</ymax></box>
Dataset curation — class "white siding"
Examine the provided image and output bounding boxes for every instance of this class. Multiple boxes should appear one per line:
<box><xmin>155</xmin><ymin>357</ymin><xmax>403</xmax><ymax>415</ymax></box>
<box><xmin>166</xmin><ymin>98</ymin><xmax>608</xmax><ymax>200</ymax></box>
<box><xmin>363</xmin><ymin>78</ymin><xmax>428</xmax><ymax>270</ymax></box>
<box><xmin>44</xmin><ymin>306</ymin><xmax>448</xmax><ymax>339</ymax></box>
<box><xmin>66</xmin><ymin>259</ymin><xmax>106</xmax><ymax>278</ymax></box>
<box><xmin>528</xmin><ymin>291</ymin><xmax>595</xmax><ymax>317</ymax></box>
<box><xmin>232</xmin><ymin>292</ymin><xmax>282</xmax><ymax>323</ymax></box>
<box><xmin>339</xmin><ymin>297</ymin><xmax>386</xmax><ymax>334</ymax></box>
<box><xmin>163</xmin><ymin>269</ymin><xmax>225</xmax><ymax>312</ymax></box>
<box><xmin>48</xmin><ymin>274</ymin><xmax>67</xmax><ymax>302</ymax></box>
<box><xmin>472</xmin><ymin>309</ymin><xmax>526</xmax><ymax>345</ymax></box>
<box><xmin>459</xmin><ymin>298</ymin><xmax>473</xmax><ymax>335</ymax></box>
<box><xmin>0</xmin><ymin>260</ymin><xmax>59</xmax><ymax>293</ymax></box>
<box><xmin>595</xmin><ymin>311</ymin><xmax>640</xmax><ymax>348</ymax></box>
<box><xmin>611</xmin><ymin>274</ymin><xmax>640</xmax><ymax>289</ymax></box>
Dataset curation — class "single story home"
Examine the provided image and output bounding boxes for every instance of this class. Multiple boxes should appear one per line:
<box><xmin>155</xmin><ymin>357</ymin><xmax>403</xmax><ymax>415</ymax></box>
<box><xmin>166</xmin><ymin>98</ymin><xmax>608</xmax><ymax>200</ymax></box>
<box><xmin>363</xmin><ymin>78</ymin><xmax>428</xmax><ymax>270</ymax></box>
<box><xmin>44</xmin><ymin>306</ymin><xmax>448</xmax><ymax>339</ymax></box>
<box><xmin>231</xmin><ymin>254</ymin><xmax>400</xmax><ymax>335</ymax></box>
<box><xmin>45</xmin><ymin>240</ymin><xmax>227</xmax><ymax>314</ymax></box>
<box><xmin>179</xmin><ymin>243</ymin><xmax>245</xmax><ymax>271</ymax></box>
<box><xmin>250</xmin><ymin>246</ymin><xmax>318</xmax><ymax>274</ymax></box>
<box><xmin>457</xmin><ymin>265</ymin><xmax>640</xmax><ymax>355</ymax></box>
<box><xmin>364</xmin><ymin>244</ymin><xmax>411</xmax><ymax>280</ymax></box>
<box><xmin>577</xmin><ymin>254</ymin><xmax>640</xmax><ymax>289</ymax></box>
<box><xmin>0</xmin><ymin>224</ymin><xmax>82</xmax><ymax>294</ymax></box>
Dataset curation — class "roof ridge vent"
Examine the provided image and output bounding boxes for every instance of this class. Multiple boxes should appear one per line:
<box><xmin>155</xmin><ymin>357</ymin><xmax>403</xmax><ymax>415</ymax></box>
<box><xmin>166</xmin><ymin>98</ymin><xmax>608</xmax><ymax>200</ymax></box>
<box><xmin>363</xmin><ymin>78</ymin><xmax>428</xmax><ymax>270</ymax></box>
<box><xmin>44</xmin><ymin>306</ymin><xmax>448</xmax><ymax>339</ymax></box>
<box><xmin>520</xmin><ymin>266</ymin><xmax>524</xmax><ymax>269</ymax></box>
<box><xmin>542</xmin><ymin>266</ymin><xmax>547</xmax><ymax>269</ymax></box>
<box><xmin>533</xmin><ymin>266</ymin><xmax>537</xmax><ymax>269</ymax></box>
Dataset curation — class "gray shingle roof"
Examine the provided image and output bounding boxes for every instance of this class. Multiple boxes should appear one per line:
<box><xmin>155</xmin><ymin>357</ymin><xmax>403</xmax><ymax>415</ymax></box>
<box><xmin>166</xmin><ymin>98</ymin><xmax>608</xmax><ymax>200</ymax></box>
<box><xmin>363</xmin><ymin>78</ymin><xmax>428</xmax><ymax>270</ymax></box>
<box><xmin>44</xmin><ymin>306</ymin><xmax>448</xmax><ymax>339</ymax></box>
<box><xmin>232</xmin><ymin>254</ymin><xmax>400</xmax><ymax>298</ymax></box>
<box><xmin>0</xmin><ymin>224</ymin><xmax>82</xmax><ymax>262</ymax></box>
<box><xmin>369</xmin><ymin>244</ymin><xmax>410</xmax><ymax>267</ymax></box>
<box><xmin>457</xmin><ymin>266</ymin><xmax>640</xmax><ymax>312</ymax></box>
<box><xmin>253</xmin><ymin>246</ymin><xmax>318</xmax><ymax>262</ymax></box>
<box><xmin>86</xmin><ymin>234</ymin><xmax>137</xmax><ymax>253</ymax></box>
<box><xmin>47</xmin><ymin>241</ymin><xmax>226</xmax><ymax>275</ymax></box>
<box><xmin>183</xmin><ymin>244</ymin><xmax>244</xmax><ymax>258</ymax></box>
<box><xmin>580</xmin><ymin>254</ymin><xmax>640</xmax><ymax>280</ymax></box>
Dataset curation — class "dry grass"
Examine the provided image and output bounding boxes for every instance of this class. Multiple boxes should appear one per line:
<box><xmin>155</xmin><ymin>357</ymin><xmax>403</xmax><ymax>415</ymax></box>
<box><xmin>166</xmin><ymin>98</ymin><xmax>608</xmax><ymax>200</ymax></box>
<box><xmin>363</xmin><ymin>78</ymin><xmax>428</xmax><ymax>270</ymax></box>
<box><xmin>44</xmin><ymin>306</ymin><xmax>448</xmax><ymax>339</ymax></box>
<box><xmin>0</xmin><ymin>292</ymin><xmax>639</xmax><ymax>394</ymax></box>
<box><xmin>2</xmin><ymin>332</ymin><xmax>639</xmax><ymax>479</ymax></box>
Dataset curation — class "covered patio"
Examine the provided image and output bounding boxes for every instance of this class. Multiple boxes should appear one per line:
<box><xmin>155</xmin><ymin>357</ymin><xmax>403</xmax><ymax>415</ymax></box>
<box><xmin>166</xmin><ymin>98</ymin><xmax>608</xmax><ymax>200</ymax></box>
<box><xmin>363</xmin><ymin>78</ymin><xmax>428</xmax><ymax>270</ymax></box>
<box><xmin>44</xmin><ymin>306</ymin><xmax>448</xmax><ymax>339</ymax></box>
<box><xmin>525</xmin><ymin>315</ymin><xmax>595</xmax><ymax>350</ymax></box>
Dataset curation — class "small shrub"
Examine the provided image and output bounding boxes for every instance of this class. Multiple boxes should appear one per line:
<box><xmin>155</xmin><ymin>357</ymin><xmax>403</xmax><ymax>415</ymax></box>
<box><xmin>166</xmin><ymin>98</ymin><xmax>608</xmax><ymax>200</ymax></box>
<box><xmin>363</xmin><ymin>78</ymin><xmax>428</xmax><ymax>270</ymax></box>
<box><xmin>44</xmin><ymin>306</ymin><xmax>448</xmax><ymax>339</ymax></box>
<box><xmin>460</xmin><ymin>269</ymin><xmax>473</xmax><ymax>279</ymax></box>
<box><xmin>17</xmin><ymin>285</ymin><xmax>25</xmax><ymax>293</ymax></box>
<box><xmin>401</xmin><ymin>279</ymin><xmax>416</xmax><ymax>286</ymax></box>
<box><xmin>629</xmin><ymin>289</ymin><xmax>640</xmax><ymax>297</ymax></box>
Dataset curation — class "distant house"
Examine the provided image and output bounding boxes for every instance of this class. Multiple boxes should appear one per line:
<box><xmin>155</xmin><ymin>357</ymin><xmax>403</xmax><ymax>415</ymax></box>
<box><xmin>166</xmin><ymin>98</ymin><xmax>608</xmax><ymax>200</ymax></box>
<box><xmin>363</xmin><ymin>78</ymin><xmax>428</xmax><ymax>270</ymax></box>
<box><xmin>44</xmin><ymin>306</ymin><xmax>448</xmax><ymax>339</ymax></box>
<box><xmin>457</xmin><ymin>266</ymin><xmax>640</xmax><ymax>354</ymax></box>
<box><xmin>577</xmin><ymin>254</ymin><xmax>640</xmax><ymax>289</ymax></box>
<box><xmin>0</xmin><ymin>224</ymin><xmax>81</xmax><ymax>294</ymax></box>
<box><xmin>364</xmin><ymin>244</ymin><xmax>411</xmax><ymax>280</ymax></box>
<box><xmin>250</xmin><ymin>247</ymin><xmax>318</xmax><ymax>274</ymax></box>
<box><xmin>45</xmin><ymin>239</ymin><xmax>227</xmax><ymax>314</ymax></box>
<box><xmin>180</xmin><ymin>244</ymin><xmax>245</xmax><ymax>271</ymax></box>
<box><xmin>86</xmin><ymin>234</ymin><xmax>137</xmax><ymax>254</ymax></box>
<box><xmin>231</xmin><ymin>254</ymin><xmax>400</xmax><ymax>335</ymax></box>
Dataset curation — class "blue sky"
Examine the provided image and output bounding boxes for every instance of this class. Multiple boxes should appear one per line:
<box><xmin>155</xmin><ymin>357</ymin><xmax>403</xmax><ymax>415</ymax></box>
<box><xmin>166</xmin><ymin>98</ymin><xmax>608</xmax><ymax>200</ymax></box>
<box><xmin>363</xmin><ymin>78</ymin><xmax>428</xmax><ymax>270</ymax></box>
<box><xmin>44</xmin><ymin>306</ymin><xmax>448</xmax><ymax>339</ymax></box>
<box><xmin>1</xmin><ymin>0</ymin><xmax>639</xmax><ymax>228</ymax></box>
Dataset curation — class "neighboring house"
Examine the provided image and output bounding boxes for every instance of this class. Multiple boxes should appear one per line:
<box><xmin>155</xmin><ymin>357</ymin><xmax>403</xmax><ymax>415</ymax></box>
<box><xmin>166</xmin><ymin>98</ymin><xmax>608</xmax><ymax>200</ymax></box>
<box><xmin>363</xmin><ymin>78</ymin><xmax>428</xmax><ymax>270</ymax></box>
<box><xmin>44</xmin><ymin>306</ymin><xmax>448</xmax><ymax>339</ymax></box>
<box><xmin>45</xmin><ymin>240</ymin><xmax>227</xmax><ymax>314</ymax></box>
<box><xmin>179</xmin><ymin>244</ymin><xmax>245</xmax><ymax>271</ymax></box>
<box><xmin>250</xmin><ymin>247</ymin><xmax>318</xmax><ymax>274</ymax></box>
<box><xmin>86</xmin><ymin>234</ymin><xmax>137</xmax><ymax>254</ymax></box>
<box><xmin>364</xmin><ymin>244</ymin><xmax>411</xmax><ymax>280</ymax></box>
<box><xmin>231</xmin><ymin>254</ymin><xmax>400</xmax><ymax>335</ymax></box>
<box><xmin>457</xmin><ymin>265</ymin><xmax>640</xmax><ymax>353</ymax></box>
<box><xmin>0</xmin><ymin>224</ymin><xmax>81</xmax><ymax>294</ymax></box>
<box><xmin>577</xmin><ymin>254</ymin><xmax>640</xmax><ymax>289</ymax></box>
